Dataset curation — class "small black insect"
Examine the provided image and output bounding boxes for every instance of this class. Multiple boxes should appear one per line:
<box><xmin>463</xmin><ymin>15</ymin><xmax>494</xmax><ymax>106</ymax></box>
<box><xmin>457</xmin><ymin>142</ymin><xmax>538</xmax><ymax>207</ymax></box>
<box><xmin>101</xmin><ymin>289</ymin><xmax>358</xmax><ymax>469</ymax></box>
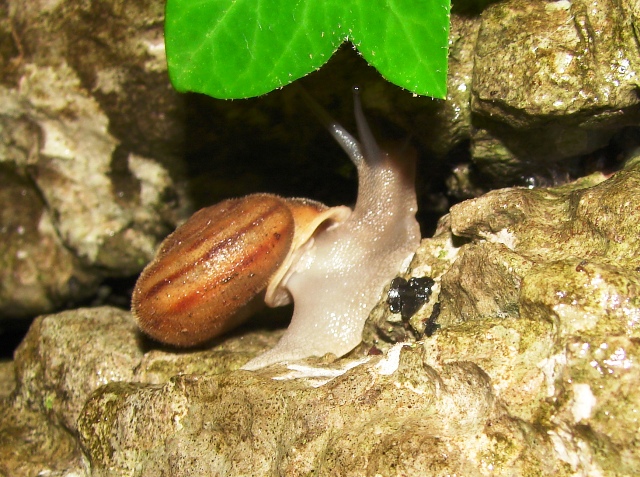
<box><xmin>387</xmin><ymin>276</ymin><xmax>435</xmax><ymax>321</ymax></box>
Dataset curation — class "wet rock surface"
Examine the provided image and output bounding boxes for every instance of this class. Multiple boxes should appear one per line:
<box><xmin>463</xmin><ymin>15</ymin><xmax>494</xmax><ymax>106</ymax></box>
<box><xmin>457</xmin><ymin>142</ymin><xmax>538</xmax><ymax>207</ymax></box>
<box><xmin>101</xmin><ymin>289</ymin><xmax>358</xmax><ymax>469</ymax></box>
<box><xmin>469</xmin><ymin>0</ymin><xmax>640</xmax><ymax>183</ymax></box>
<box><xmin>2</xmin><ymin>0</ymin><xmax>640</xmax><ymax>474</ymax></box>
<box><xmin>1</xmin><ymin>156</ymin><xmax>638</xmax><ymax>475</ymax></box>
<box><xmin>365</xmin><ymin>157</ymin><xmax>640</xmax><ymax>474</ymax></box>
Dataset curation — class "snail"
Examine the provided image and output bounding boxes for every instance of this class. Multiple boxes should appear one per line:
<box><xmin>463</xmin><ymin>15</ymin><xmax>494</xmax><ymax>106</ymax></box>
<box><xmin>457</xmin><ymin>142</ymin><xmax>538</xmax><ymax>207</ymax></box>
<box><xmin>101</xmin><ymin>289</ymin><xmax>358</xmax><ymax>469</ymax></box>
<box><xmin>131</xmin><ymin>89</ymin><xmax>421</xmax><ymax>370</ymax></box>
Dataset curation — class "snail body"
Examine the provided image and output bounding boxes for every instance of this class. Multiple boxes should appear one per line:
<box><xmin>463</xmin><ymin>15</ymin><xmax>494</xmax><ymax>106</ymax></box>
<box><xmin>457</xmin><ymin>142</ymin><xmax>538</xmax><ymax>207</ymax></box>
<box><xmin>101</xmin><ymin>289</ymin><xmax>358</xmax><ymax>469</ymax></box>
<box><xmin>132</xmin><ymin>91</ymin><xmax>420</xmax><ymax>370</ymax></box>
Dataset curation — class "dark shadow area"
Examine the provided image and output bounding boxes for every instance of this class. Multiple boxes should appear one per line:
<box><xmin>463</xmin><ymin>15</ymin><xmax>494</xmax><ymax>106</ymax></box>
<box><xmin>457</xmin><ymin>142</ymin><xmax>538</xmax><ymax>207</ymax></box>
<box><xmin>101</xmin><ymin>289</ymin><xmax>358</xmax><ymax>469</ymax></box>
<box><xmin>0</xmin><ymin>320</ymin><xmax>32</xmax><ymax>360</ymax></box>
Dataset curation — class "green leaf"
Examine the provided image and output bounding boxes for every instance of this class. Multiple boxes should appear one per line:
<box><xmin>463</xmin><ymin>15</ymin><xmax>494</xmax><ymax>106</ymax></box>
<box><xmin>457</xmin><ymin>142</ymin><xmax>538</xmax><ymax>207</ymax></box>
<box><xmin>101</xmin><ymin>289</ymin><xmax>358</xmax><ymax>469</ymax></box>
<box><xmin>165</xmin><ymin>0</ymin><xmax>450</xmax><ymax>99</ymax></box>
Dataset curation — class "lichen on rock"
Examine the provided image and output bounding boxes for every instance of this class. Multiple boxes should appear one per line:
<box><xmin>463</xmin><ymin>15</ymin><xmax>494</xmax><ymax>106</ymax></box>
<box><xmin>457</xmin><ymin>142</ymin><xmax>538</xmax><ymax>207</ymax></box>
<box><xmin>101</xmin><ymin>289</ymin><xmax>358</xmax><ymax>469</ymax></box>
<box><xmin>2</xmin><ymin>158</ymin><xmax>639</xmax><ymax>476</ymax></box>
<box><xmin>470</xmin><ymin>0</ymin><xmax>640</xmax><ymax>183</ymax></box>
<box><xmin>365</xmin><ymin>155</ymin><xmax>640</xmax><ymax>474</ymax></box>
<box><xmin>2</xmin><ymin>0</ymin><xmax>640</xmax><ymax>474</ymax></box>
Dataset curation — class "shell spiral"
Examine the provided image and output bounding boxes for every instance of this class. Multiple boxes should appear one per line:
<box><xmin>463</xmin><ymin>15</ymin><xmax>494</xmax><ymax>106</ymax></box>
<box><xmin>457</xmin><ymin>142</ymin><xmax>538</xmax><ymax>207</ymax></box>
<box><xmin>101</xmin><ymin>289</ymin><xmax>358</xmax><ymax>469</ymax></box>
<box><xmin>132</xmin><ymin>194</ymin><xmax>294</xmax><ymax>346</ymax></box>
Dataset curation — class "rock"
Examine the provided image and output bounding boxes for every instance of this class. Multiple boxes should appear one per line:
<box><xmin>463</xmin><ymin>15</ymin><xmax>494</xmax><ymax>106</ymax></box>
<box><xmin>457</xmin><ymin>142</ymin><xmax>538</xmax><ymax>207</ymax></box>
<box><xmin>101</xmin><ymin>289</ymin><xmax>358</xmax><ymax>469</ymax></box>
<box><xmin>374</xmin><ymin>158</ymin><xmax>639</xmax><ymax>341</ymax></box>
<box><xmin>474</xmin><ymin>0</ymin><xmax>639</xmax><ymax>124</ymax></box>
<box><xmin>0</xmin><ymin>0</ymin><xmax>187</xmax><ymax>320</ymax></box>
<box><xmin>0</xmin><ymin>361</ymin><xmax>15</xmax><ymax>400</ymax></box>
<box><xmin>552</xmin><ymin>333</ymin><xmax>640</xmax><ymax>475</ymax></box>
<box><xmin>363</xmin><ymin>155</ymin><xmax>640</xmax><ymax>474</ymax></box>
<box><xmin>412</xmin><ymin>13</ymin><xmax>479</xmax><ymax>157</ymax></box>
<box><xmin>0</xmin><ymin>162</ymin><xmax>99</xmax><ymax>317</ymax></box>
<box><xmin>470</xmin><ymin>0</ymin><xmax>640</xmax><ymax>182</ymax></box>
<box><xmin>449</xmin><ymin>164</ymin><xmax>639</xmax><ymax>269</ymax></box>
<box><xmin>13</xmin><ymin>307</ymin><xmax>144</xmax><ymax>432</ymax></box>
<box><xmin>3</xmin><ymin>155</ymin><xmax>639</xmax><ymax>474</ymax></box>
<box><xmin>0</xmin><ymin>399</ymin><xmax>84</xmax><ymax>477</ymax></box>
<box><xmin>6</xmin><ymin>0</ymin><xmax>183</xmax><ymax>164</ymax></box>
<box><xmin>520</xmin><ymin>259</ymin><xmax>640</xmax><ymax>474</ymax></box>
<box><xmin>77</xmin><ymin>346</ymin><xmax>553</xmax><ymax>476</ymax></box>
<box><xmin>9</xmin><ymin>305</ymin><xmax>277</xmax><ymax>425</ymax></box>
<box><xmin>6</xmin><ymin>63</ymin><xmax>182</xmax><ymax>274</ymax></box>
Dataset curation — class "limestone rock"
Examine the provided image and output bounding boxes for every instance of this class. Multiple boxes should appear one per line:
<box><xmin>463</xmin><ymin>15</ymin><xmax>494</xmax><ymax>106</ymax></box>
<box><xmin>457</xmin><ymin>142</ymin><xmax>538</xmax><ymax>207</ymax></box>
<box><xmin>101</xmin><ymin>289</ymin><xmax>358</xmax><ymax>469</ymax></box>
<box><xmin>4</xmin><ymin>156</ymin><xmax>640</xmax><ymax>475</ymax></box>
<box><xmin>77</xmin><ymin>346</ymin><xmax>559</xmax><ymax>476</ymax></box>
<box><xmin>470</xmin><ymin>0</ymin><xmax>640</xmax><ymax>181</ymax></box>
<box><xmin>0</xmin><ymin>400</ymin><xmax>83</xmax><ymax>477</ymax></box>
<box><xmin>6</xmin><ymin>0</ymin><xmax>182</xmax><ymax>163</ymax></box>
<box><xmin>364</xmin><ymin>155</ymin><xmax>640</xmax><ymax>475</ymax></box>
<box><xmin>0</xmin><ymin>162</ymin><xmax>98</xmax><ymax>317</ymax></box>
<box><xmin>474</xmin><ymin>0</ymin><xmax>639</xmax><ymax>123</ymax></box>
<box><xmin>0</xmin><ymin>361</ymin><xmax>15</xmax><ymax>400</ymax></box>
<box><xmin>13</xmin><ymin>307</ymin><xmax>144</xmax><ymax>432</ymax></box>
<box><xmin>0</xmin><ymin>0</ymin><xmax>186</xmax><ymax>318</ymax></box>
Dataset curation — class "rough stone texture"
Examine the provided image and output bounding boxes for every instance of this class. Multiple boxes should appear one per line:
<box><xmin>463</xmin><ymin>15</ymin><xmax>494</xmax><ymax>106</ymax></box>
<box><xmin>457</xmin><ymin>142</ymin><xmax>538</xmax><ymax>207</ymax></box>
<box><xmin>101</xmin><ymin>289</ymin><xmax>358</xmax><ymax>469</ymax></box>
<box><xmin>8</xmin><ymin>306</ymin><xmax>276</xmax><ymax>429</ymax></box>
<box><xmin>10</xmin><ymin>64</ymin><xmax>180</xmax><ymax>273</ymax></box>
<box><xmin>363</xmin><ymin>157</ymin><xmax>640</xmax><ymax>475</ymax></box>
<box><xmin>77</xmin><ymin>350</ymin><xmax>558</xmax><ymax>477</ymax></box>
<box><xmin>521</xmin><ymin>259</ymin><xmax>640</xmax><ymax>475</ymax></box>
<box><xmin>427</xmin><ymin>14</ymin><xmax>479</xmax><ymax>156</ymax></box>
<box><xmin>1</xmin><ymin>154</ymin><xmax>638</xmax><ymax>475</ymax></box>
<box><xmin>369</xmin><ymin>157</ymin><xmax>640</xmax><ymax>340</ymax></box>
<box><xmin>5</xmin><ymin>0</ymin><xmax>182</xmax><ymax>164</ymax></box>
<box><xmin>0</xmin><ymin>161</ymin><xmax>99</xmax><ymax>317</ymax></box>
<box><xmin>474</xmin><ymin>0</ymin><xmax>639</xmax><ymax>123</ymax></box>
<box><xmin>0</xmin><ymin>0</ymin><xmax>186</xmax><ymax>318</ymax></box>
<box><xmin>13</xmin><ymin>307</ymin><xmax>144</xmax><ymax>432</ymax></box>
<box><xmin>349</xmin><ymin>0</ymin><xmax>640</xmax><ymax>194</ymax></box>
<box><xmin>0</xmin><ymin>398</ymin><xmax>84</xmax><ymax>477</ymax></box>
<box><xmin>2</xmin><ymin>0</ymin><xmax>640</xmax><ymax>474</ymax></box>
<box><xmin>0</xmin><ymin>360</ymin><xmax>15</xmax><ymax>400</ymax></box>
<box><xmin>469</xmin><ymin>0</ymin><xmax>640</xmax><ymax>182</ymax></box>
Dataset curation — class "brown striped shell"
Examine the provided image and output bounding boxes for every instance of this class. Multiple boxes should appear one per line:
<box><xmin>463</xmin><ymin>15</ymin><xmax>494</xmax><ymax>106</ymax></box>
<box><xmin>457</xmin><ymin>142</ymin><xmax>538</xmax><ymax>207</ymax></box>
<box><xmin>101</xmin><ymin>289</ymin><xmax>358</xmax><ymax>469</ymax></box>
<box><xmin>131</xmin><ymin>193</ymin><xmax>348</xmax><ymax>346</ymax></box>
<box><xmin>133</xmin><ymin>89</ymin><xmax>420</xmax><ymax>367</ymax></box>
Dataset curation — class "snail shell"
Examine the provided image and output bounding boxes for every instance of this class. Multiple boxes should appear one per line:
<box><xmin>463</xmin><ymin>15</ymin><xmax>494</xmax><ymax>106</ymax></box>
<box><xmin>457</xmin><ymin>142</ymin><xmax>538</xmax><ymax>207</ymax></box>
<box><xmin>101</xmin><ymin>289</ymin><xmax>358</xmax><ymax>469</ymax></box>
<box><xmin>132</xmin><ymin>193</ymin><xmax>349</xmax><ymax>346</ymax></box>
<box><xmin>133</xmin><ymin>89</ymin><xmax>420</xmax><ymax>369</ymax></box>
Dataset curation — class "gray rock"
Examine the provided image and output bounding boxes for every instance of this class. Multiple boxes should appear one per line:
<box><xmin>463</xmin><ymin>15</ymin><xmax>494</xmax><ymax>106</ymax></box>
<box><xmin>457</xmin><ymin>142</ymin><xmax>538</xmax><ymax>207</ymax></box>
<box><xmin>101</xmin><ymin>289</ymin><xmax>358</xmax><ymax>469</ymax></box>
<box><xmin>0</xmin><ymin>161</ymin><xmax>99</xmax><ymax>317</ymax></box>
<box><xmin>3</xmin><ymin>155</ymin><xmax>640</xmax><ymax>475</ymax></box>
<box><xmin>3</xmin><ymin>63</ymin><xmax>182</xmax><ymax>274</ymax></box>
<box><xmin>7</xmin><ymin>0</ymin><xmax>183</xmax><ymax>163</ymax></box>
<box><xmin>470</xmin><ymin>0</ymin><xmax>640</xmax><ymax>181</ymax></box>
<box><xmin>13</xmin><ymin>307</ymin><xmax>143</xmax><ymax>432</ymax></box>
<box><xmin>0</xmin><ymin>0</ymin><xmax>186</xmax><ymax>317</ymax></box>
